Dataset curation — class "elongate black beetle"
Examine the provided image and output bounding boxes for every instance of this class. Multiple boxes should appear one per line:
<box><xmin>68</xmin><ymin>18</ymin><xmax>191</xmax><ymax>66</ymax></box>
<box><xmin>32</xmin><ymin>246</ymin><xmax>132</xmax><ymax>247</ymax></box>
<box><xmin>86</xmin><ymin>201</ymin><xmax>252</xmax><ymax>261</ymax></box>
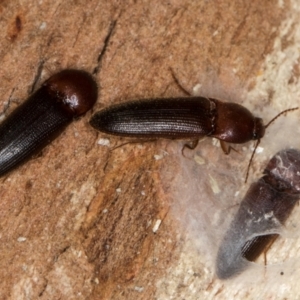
<box><xmin>0</xmin><ymin>69</ymin><xmax>98</xmax><ymax>176</ymax></box>
<box><xmin>216</xmin><ymin>148</ymin><xmax>300</xmax><ymax>279</ymax></box>
<box><xmin>89</xmin><ymin>97</ymin><xmax>297</xmax><ymax>180</ymax></box>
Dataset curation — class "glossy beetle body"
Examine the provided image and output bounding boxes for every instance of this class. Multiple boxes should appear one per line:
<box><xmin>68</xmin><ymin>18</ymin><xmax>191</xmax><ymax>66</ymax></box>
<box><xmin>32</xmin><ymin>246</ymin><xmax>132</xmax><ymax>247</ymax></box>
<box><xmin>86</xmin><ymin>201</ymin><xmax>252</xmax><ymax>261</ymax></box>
<box><xmin>89</xmin><ymin>97</ymin><xmax>265</xmax><ymax>143</ymax></box>
<box><xmin>216</xmin><ymin>148</ymin><xmax>300</xmax><ymax>279</ymax></box>
<box><xmin>0</xmin><ymin>69</ymin><xmax>97</xmax><ymax>176</ymax></box>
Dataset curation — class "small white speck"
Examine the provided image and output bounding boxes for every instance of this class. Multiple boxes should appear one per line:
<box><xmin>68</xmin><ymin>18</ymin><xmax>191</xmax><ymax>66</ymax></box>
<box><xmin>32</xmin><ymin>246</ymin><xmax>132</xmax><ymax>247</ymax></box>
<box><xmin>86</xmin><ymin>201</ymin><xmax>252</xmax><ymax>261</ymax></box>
<box><xmin>154</xmin><ymin>154</ymin><xmax>163</xmax><ymax>160</ymax></box>
<box><xmin>102</xmin><ymin>208</ymin><xmax>108</xmax><ymax>213</ymax></box>
<box><xmin>141</xmin><ymin>191</ymin><xmax>146</xmax><ymax>196</ymax></box>
<box><xmin>134</xmin><ymin>286</ymin><xmax>144</xmax><ymax>292</ymax></box>
<box><xmin>116</xmin><ymin>188</ymin><xmax>122</xmax><ymax>193</ymax></box>
<box><xmin>39</xmin><ymin>22</ymin><xmax>47</xmax><ymax>30</ymax></box>
<box><xmin>234</xmin><ymin>191</ymin><xmax>240</xmax><ymax>197</ymax></box>
<box><xmin>255</xmin><ymin>146</ymin><xmax>264</xmax><ymax>154</ymax></box>
<box><xmin>250</xmin><ymin>144</ymin><xmax>263</xmax><ymax>153</ymax></box>
<box><xmin>97</xmin><ymin>138</ymin><xmax>110</xmax><ymax>146</ymax></box>
<box><xmin>192</xmin><ymin>83</ymin><xmax>202</xmax><ymax>94</ymax></box>
<box><xmin>152</xmin><ymin>219</ymin><xmax>162</xmax><ymax>233</ymax></box>
<box><xmin>211</xmin><ymin>138</ymin><xmax>220</xmax><ymax>147</ymax></box>
<box><xmin>208</xmin><ymin>174</ymin><xmax>220</xmax><ymax>194</ymax></box>
<box><xmin>17</xmin><ymin>237</ymin><xmax>26</xmax><ymax>242</ymax></box>
<box><xmin>213</xmin><ymin>30</ymin><xmax>218</xmax><ymax>36</ymax></box>
<box><xmin>264</xmin><ymin>211</ymin><xmax>274</xmax><ymax>219</ymax></box>
<box><xmin>94</xmin><ymin>278</ymin><xmax>99</xmax><ymax>284</ymax></box>
<box><xmin>194</xmin><ymin>154</ymin><xmax>205</xmax><ymax>165</ymax></box>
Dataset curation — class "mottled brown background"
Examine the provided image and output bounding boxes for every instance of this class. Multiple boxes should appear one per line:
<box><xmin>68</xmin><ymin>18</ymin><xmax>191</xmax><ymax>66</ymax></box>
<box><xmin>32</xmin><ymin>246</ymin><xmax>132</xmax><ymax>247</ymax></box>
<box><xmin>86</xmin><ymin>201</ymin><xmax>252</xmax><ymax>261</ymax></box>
<box><xmin>0</xmin><ymin>1</ymin><xmax>292</xmax><ymax>299</ymax></box>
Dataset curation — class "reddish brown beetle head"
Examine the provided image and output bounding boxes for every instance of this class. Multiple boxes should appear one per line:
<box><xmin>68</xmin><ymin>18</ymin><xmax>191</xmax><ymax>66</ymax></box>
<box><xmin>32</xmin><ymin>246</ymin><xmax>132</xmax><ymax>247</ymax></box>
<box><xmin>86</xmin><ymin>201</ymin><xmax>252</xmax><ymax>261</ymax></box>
<box><xmin>253</xmin><ymin>117</ymin><xmax>265</xmax><ymax>140</ymax></box>
<box><xmin>44</xmin><ymin>69</ymin><xmax>98</xmax><ymax>117</ymax></box>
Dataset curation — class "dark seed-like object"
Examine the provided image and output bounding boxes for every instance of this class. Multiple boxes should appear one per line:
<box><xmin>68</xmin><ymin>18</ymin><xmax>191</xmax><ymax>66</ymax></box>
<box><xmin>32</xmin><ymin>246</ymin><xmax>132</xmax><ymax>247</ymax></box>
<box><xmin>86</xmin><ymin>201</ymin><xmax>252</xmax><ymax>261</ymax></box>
<box><xmin>216</xmin><ymin>148</ymin><xmax>300</xmax><ymax>279</ymax></box>
<box><xmin>0</xmin><ymin>69</ymin><xmax>98</xmax><ymax>176</ymax></box>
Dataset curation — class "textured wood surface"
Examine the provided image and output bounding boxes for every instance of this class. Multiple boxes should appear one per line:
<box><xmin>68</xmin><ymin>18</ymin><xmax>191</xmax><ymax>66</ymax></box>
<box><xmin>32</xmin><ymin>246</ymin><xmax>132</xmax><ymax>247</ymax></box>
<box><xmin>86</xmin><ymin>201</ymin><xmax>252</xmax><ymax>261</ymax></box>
<box><xmin>1</xmin><ymin>1</ymin><xmax>300</xmax><ymax>299</ymax></box>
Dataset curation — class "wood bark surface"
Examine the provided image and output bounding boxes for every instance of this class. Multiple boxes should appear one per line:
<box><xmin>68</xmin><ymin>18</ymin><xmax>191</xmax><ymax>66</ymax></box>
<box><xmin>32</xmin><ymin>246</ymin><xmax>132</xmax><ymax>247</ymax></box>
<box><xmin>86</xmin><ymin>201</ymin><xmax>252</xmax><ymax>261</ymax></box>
<box><xmin>1</xmin><ymin>1</ymin><xmax>300</xmax><ymax>299</ymax></box>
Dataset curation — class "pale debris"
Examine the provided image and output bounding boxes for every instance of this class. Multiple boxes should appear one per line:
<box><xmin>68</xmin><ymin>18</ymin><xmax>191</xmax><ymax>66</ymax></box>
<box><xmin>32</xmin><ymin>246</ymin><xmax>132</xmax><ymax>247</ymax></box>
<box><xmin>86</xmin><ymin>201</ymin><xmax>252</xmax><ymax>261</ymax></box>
<box><xmin>17</xmin><ymin>237</ymin><xmax>27</xmax><ymax>242</ymax></box>
<box><xmin>154</xmin><ymin>154</ymin><xmax>164</xmax><ymax>160</ymax></box>
<box><xmin>153</xmin><ymin>219</ymin><xmax>162</xmax><ymax>233</ymax></box>
<box><xmin>208</xmin><ymin>174</ymin><xmax>220</xmax><ymax>194</ymax></box>
<box><xmin>194</xmin><ymin>154</ymin><xmax>205</xmax><ymax>165</ymax></box>
<box><xmin>97</xmin><ymin>138</ymin><xmax>110</xmax><ymax>146</ymax></box>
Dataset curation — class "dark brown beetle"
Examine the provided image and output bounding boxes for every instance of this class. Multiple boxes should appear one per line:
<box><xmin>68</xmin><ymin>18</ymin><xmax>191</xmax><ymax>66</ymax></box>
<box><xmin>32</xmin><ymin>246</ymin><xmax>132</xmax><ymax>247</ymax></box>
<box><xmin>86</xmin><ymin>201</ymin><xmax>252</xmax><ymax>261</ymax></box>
<box><xmin>0</xmin><ymin>69</ymin><xmax>97</xmax><ymax>176</ymax></box>
<box><xmin>90</xmin><ymin>97</ymin><xmax>265</xmax><ymax>148</ymax></box>
<box><xmin>90</xmin><ymin>97</ymin><xmax>296</xmax><ymax>180</ymax></box>
<box><xmin>216</xmin><ymin>148</ymin><xmax>300</xmax><ymax>279</ymax></box>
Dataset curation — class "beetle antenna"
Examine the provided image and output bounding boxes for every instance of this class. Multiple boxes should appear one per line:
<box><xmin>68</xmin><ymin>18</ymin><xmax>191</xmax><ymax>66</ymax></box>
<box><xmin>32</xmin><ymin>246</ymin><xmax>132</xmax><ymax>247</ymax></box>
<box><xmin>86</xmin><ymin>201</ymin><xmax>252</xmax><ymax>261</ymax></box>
<box><xmin>245</xmin><ymin>139</ymin><xmax>260</xmax><ymax>183</ymax></box>
<box><xmin>245</xmin><ymin>107</ymin><xmax>298</xmax><ymax>183</ymax></box>
<box><xmin>265</xmin><ymin>107</ymin><xmax>298</xmax><ymax>129</ymax></box>
<box><xmin>169</xmin><ymin>67</ymin><xmax>191</xmax><ymax>96</ymax></box>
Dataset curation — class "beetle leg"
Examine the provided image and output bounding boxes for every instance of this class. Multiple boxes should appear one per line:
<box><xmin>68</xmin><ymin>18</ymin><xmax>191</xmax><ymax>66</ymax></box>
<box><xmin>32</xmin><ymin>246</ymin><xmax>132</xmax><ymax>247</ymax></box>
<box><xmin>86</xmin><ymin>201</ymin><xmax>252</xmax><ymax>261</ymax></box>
<box><xmin>220</xmin><ymin>141</ymin><xmax>239</xmax><ymax>155</ymax></box>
